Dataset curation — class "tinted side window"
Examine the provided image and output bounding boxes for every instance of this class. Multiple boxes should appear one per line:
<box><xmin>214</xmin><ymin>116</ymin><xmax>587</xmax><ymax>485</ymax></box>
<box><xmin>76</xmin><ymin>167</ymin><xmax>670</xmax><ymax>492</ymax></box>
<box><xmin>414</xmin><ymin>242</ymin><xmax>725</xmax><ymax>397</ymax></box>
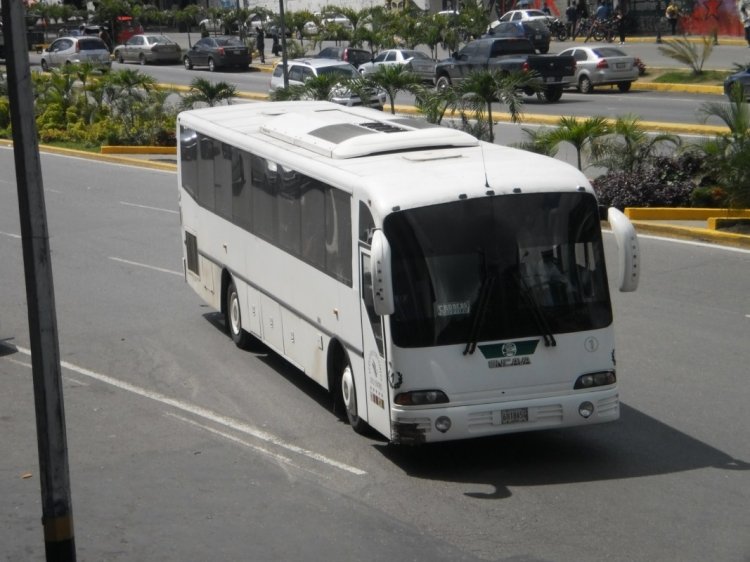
<box><xmin>180</xmin><ymin>126</ymin><xmax>198</xmax><ymax>198</ymax></box>
<box><xmin>197</xmin><ymin>135</ymin><xmax>215</xmax><ymax>211</ymax></box>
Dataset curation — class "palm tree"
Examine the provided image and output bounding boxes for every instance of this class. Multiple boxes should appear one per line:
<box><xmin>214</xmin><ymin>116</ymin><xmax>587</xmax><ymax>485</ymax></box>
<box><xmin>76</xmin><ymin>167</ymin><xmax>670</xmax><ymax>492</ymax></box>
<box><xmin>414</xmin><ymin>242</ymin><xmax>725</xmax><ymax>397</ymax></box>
<box><xmin>693</xmin><ymin>85</ymin><xmax>750</xmax><ymax>207</ymax></box>
<box><xmin>595</xmin><ymin>115</ymin><xmax>681</xmax><ymax>174</ymax></box>
<box><xmin>180</xmin><ymin>78</ymin><xmax>238</xmax><ymax>109</ymax></box>
<box><xmin>541</xmin><ymin>116</ymin><xmax>610</xmax><ymax>171</ymax></box>
<box><xmin>657</xmin><ymin>35</ymin><xmax>714</xmax><ymax>75</ymax></box>
<box><xmin>364</xmin><ymin>64</ymin><xmax>421</xmax><ymax>115</ymax></box>
<box><xmin>452</xmin><ymin>70</ymin><xmax>534</xmax><ymax>143</ymax></box>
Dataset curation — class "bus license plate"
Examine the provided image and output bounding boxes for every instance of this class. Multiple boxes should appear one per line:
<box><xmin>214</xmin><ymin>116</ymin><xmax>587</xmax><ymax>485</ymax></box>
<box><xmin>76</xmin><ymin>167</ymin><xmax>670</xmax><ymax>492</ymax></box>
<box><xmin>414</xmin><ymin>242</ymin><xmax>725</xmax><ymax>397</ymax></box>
<box><xmin>501</xmin><ymin>407</ymin><xmax>528</xmax><ymax>424</ymax></box>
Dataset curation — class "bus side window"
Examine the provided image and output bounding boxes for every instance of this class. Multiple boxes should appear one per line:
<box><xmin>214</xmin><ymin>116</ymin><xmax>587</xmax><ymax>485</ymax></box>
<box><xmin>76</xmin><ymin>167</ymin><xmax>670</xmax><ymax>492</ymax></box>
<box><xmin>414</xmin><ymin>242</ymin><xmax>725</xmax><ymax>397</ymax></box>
<box><xmin>214</xmin><ymin>142</ymin><xmax>233</xmax><ymax>220</ymax></box>
<box><xmin>358</xmin><ymin>201</ymin><xmax>375</xmax><ymax>245</ymax></box>
<box><xmin>300</xmin><ymin>178</ymin><xmax>326</xmax><ymax>269</ymax></box>
<box><xmin>325</xmin><ymin>187</ymin><xmax>352</xmax><ymax>286</ymax></box>
<box><xmin>197</xmin><ymin>135</ymin><xmax>216</xmax><ymax>211</ymax></box>
<box><xmin>278</xmin><ymin>166</ymin><xmax>302</xmax><ymax>256</ymax></box>
<box><xmin>231</xmin><ymin>148</ymin><xmax>251</xmax><ymax>231</ymax></box>
<box><xmin>251</xmin><ymin>155</ymin><xmax>278</xmax><ymax>244</ymax></box>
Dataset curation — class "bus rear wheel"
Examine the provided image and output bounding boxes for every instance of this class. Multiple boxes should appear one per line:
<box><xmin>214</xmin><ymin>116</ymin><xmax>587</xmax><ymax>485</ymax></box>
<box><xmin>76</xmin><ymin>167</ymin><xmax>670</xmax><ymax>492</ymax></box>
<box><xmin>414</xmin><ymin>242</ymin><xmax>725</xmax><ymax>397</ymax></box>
<box><xmin>340</xmin><ymin>363</ymin><xmax>368</xmax><ymax>434</ymax></box>
<box><xmin>226</xmin><ymin>280</ymin><xmax>252</xmax><ymax>349</ymax></box>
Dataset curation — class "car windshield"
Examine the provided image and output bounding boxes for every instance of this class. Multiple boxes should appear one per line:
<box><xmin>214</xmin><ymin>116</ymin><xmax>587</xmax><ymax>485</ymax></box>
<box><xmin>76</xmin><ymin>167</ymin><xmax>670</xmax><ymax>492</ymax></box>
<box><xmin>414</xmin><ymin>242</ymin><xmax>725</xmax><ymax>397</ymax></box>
<box><xmin>216</xmin><ymin>37</ymin><xmax>244</xmax><ymax>47</ymax></box>
<box><xmin>151</xmin><ymin>36</ymin><xmax>175</xmax><ymax>45</ymax></box>
<box><xmin>318</xmin><ymin>65</ymin><xmax>358</xmax><ymax>78</ymax></box>
<box><xmin>79</xmin><ymin>39</ymin><xmax>106</xmax><ymax>50</ymax></box>
<box><xmin>384</xmin><ymin>192</ymin><xmax>612</xmax><ymax>348</ymax></box>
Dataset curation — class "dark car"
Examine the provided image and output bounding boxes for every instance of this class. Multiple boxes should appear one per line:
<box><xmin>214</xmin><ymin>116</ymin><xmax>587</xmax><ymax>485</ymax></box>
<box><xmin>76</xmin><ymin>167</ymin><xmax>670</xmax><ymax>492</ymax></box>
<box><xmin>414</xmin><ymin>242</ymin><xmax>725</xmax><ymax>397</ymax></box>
<box><xmin>487</xmin><ymin>19</ymin><xmax>551</xmax><ymax>54</ymax></box>
<box><xmin>724</xmin><ymin>66</ymin><xmax>750</xmax><ymax>100</ymax></box>
<box><xmin>315</xmin><ymin>46</ymin><xmax>372</xmax><ymax>69</ymax></box>
<box><xmin>183</xmin><ymin>36</ymin><xmax>251</xmax><ymax>72</ymax></box>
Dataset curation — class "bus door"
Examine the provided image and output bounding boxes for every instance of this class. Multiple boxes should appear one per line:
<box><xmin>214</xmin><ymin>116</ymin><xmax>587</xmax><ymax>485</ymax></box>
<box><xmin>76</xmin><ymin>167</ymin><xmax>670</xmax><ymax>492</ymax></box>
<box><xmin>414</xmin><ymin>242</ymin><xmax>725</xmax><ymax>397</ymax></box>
<box><xmin>359</xmin><ymin>248</ymin><xmax>391</xmax><ymax>439</ymax></box>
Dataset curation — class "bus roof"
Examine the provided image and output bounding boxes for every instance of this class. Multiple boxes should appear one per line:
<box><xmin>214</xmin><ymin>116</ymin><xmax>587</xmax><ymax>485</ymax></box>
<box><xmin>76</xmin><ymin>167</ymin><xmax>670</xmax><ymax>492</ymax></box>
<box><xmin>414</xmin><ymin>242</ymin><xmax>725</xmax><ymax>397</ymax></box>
<box><xmin>178</xmin><ymin>101</ymin><xmax>593</xmax><ymax>216</ymax></box>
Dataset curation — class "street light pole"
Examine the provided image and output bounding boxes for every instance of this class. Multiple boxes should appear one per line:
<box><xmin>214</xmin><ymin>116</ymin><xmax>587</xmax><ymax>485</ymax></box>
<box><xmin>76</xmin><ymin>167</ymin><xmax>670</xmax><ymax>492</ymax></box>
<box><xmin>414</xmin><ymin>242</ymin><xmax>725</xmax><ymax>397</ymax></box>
<box><xmin>279</xmin><ymin>0</ymin><xmax>288</xmax><ymax>88</ymax></box>
<box><xmin>656</xmin><ymin>0</ymin><xmax>663</xmax><ymax>43</ymax></box>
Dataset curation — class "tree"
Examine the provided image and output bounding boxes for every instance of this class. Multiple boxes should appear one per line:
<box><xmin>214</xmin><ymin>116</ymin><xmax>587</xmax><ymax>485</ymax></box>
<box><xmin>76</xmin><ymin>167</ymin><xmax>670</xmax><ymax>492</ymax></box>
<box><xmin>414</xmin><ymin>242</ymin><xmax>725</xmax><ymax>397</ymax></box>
<box><xmin>595</xmin><ymin>115</ymin><xmax>681</xmax><ymax>174</ymax></box>
<box><xmin>436</xmin><ymin>70</ymin><xmax>534</xmax><ymax>143</ymax></box>
<box><xmin>364</xmin><ymin>64</ymin><xmax>421</xmax><ymax>115</ymax></box>
<box><xmin>538</xmin><ymin>116</ymin><xmax>610</xmax><ymax>171</ymax></box>
<box><xmin>657</xmin><ymin>35</ymin><xmax>714</xmax><ymax>75</ymax></box>
<box><xmin>180</xmin><ymin>78</ymin><xmax>237</xmax><ymax>109</ymax></box>
<box><xmin>693</xmin><ymin>84</ymin><xmax>750</xmax><ymax>207</ymax></box>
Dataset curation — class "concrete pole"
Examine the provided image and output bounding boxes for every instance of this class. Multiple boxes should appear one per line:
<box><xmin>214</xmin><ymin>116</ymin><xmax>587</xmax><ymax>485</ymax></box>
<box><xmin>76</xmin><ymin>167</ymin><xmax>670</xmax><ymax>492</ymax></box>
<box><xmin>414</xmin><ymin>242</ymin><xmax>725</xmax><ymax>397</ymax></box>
<box><xmin>1</xmin><ymin>1</ymin><xmax>76</xmax><ymax>560</ymax></box>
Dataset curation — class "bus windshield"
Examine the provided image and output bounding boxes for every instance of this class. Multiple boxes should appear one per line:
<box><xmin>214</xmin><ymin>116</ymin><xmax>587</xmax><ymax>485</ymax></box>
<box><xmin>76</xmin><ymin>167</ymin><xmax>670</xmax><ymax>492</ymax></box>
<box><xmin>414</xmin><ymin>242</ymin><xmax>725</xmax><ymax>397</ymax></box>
<box><xmin>384</xmin><ymin>192</ymin><xmax>612</xmax><ymax>348</ymax></box>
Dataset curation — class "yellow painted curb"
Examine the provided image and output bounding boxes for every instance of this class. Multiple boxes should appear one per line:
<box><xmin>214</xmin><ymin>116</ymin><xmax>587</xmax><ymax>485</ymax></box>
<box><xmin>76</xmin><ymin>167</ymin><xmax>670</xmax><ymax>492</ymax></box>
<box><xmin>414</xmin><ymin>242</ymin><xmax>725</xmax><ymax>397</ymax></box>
<box><xmin>101</xmin><ymin>146</ymin><xmax>176</xmax><ymax>155</ymax></box>
<box><xmin>630</xmin><ymin>220</ymin><xmax>750</xmax><ymax>249</ymax></box>
<box><xmin>625</xmin><ymin>207</ymin><xmax>750</xmax><ymax>220</ymax></box>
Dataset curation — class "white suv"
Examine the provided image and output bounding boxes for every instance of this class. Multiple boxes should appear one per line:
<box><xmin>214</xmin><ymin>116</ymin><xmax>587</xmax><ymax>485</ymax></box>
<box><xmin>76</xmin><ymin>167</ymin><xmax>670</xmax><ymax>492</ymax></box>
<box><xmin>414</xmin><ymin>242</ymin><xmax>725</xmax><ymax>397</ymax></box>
<box><xmin>270</xmin><ymin>58</ymin><xmax>386</xmax><ymax>109</ymax></box>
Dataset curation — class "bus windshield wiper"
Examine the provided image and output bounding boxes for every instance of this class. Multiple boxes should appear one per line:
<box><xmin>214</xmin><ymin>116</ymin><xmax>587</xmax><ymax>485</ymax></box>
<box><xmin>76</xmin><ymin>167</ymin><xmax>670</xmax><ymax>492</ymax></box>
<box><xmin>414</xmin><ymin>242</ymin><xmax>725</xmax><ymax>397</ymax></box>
<box><xmin>463</xmin><ymin>274</ymin><xmax>496</xmax><ymax>356</ymax></box>
<box><xmin>515</xmin><ymin>273</ymin><xmax>557</xmax><ymax>348</ymax></box>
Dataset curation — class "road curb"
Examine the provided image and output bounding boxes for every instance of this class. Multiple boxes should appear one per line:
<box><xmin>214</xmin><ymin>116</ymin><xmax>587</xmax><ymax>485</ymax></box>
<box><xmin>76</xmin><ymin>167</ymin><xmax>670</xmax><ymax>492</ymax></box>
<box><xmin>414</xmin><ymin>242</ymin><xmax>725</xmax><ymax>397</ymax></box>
<box><xmin>630</xmin><ymin>220</ymin><xmax>750</xmax><ymax>248</ymax></box>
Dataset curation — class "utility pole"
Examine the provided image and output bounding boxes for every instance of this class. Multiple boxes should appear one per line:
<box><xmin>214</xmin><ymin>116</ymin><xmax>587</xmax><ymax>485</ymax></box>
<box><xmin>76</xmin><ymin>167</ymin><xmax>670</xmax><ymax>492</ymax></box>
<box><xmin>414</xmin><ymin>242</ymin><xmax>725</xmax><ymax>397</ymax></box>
<box><xmin>655</xmin><ymin>0</ymin><xmax>663</xmax><ymax>43</ymax></box>
<box><xmin>279</xmin><ymin>0</ymin><xmax>288</xmax><ymax>88</ymax></box>
<box><xmin>1</xmin><ymin>1</ymin><xmax>77</xmax><ymax>561</ymax></box>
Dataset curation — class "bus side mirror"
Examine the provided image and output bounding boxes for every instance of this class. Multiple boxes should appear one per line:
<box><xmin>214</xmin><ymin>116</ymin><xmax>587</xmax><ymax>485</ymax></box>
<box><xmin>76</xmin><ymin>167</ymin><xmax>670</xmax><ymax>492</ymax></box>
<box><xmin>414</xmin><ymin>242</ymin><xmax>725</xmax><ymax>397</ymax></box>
<box><xmin>608</xmin><ymin>207</ymin><xmax>640</xmax><ymax>292</ymax></box>
<box><xmin>370</xmin><ymin>230</ymin><xmax>395</xmax><ymax>316</ymax></box>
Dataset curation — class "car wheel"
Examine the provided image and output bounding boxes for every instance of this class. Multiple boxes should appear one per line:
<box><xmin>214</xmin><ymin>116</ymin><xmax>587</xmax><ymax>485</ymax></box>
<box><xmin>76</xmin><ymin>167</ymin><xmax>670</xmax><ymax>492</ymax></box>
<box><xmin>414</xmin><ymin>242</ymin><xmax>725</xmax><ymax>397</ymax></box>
<box><xmin>435</xmin><ymin>75</ymin><xmax>451</xmax><ymax>91</ymax></box>
<box><xmin>139</xmin><ymin>53</ymin><xmax>146</xmax><ymax>66</ymax></box>
<box><xmin>579</xmin><ymin>75</ymin><xmax>593</xmax><ymax>94</ymax></box>
<box><xmin>538</xmin><ymin>44</ymin><xmax>550</xmax><ymax>54</ymax></box>
<box><xmin>184</xmin><ymin>56</ymin><xmax>193</xmax><ymax>70</ymax></box>
<box><xmin>538</xmin><ymin>85</ymin><xmax>563</xmax><ymax>103</ymax></box>
<box><xmin>41</xmin><ymin>59</ymin><xmax>49</xmax><ymax>72</ymax></box>
<box><xmin>340</xmin><ymin>362</ymin><xmax>368</xmax><ymax>434</ymax></box>
<box><xmin>208</xmin><ymin>57</ymin><xmax>216</xmax><ymax>72</ymax></box>
<box><xmin>226</xmin><ymin>279</ymin><xmax>252</xmax><ymax>349</ymax></box>
<box><xmin>617</xmin><ymin>81</ymin><xmax>632</xmax><ymax>93</ymax></box>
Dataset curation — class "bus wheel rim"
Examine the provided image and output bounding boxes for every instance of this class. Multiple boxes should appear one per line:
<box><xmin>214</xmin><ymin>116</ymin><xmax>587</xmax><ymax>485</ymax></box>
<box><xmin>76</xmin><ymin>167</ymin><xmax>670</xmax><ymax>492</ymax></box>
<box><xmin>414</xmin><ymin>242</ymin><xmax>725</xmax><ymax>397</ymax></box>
<box><xmin>341</xmin><ymin>367</ymin><xmax>354</xmax><ymax>412</ymax></box>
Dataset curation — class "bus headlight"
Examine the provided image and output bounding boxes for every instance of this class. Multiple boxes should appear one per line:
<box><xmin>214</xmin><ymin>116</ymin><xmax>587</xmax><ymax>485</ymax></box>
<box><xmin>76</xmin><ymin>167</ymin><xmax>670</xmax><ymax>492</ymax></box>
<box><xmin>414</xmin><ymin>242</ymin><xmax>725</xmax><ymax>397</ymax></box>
<box><xmin>435</xmin><ymin>416</ymin><xmax>452</xmax><ymax>433</ymax></box>
<box><xmin>574</xmin><ymin>370</ymin><xmax>616</xmax><ymax>389</ymax></box>
<box><xmin>394</xmin><ymin>390</ymin><xmax>449</xmax><ymax>406</ymax></box>
<box><xmin>579</xmin><ymin>401</ymin><xmax>595</xmax><ymax>418</ymax></box>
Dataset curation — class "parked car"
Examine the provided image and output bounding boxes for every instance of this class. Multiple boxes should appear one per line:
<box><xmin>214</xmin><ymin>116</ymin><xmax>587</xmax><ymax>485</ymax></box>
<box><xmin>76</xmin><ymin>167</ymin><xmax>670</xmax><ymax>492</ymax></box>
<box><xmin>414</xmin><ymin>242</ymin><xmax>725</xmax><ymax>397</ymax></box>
<box><xmin>270</xmin><ymin>58</ymin><xmax>386</xmax><ymax>109</ymax></box>
<box><xmin>315</xmin><ymin>46</ymin><xmax>372</xmax><ymax>69</ymax></box>
<box><xmin>724</xmin><ymin>65</ymin><xmax>750</xmax><ymax>100</ymax></box>
<box><xmin>183</xmin><ymin>36</ymin><xmax>251</xmax><ymax>72</ymax></box>
<box><xmin>498</xmin><ymin>9</ymin><xmax>554</xmax><ymax>25</ymax></box>
<box><xmin>358</xmin><ymin>49</ymin><xmax>436</xmax><ymax>83</ymax></box>
<box><xmin>487</xmin><ymin>20</ymin><xmax>551</xmax><ymax>53</ymax></box>
<box><xmin>40</xmin><ymin>36</ymin><xmax>112</xmax><ymax>72</ymax></box>
<box><xmin>558</xmin><ymin>46</ymin><xmax>639</xmax><ymax>93</ymax></box>
<box><xmin>113</xmin><ymin>34</ymin><xmax>182</xmax><ymax>65</ymax></box>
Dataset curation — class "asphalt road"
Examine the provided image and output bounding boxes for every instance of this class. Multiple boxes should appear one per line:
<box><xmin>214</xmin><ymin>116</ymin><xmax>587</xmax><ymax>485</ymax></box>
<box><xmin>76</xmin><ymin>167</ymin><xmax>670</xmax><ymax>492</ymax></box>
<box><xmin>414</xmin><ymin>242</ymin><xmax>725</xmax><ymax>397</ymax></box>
<box><xmin>1</xmin><ymin>147</ymin><xmax>749</xmax><ymax>561</ymax></box>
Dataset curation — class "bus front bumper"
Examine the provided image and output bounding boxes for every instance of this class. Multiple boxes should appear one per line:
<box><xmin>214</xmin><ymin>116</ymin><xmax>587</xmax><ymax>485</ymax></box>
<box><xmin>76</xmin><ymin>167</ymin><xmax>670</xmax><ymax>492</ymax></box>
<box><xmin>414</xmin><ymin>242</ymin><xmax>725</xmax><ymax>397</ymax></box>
<box><xmin>390</xmin><ymin>388</ymin><xmax>619</xmax><ymax>445</ymax></box>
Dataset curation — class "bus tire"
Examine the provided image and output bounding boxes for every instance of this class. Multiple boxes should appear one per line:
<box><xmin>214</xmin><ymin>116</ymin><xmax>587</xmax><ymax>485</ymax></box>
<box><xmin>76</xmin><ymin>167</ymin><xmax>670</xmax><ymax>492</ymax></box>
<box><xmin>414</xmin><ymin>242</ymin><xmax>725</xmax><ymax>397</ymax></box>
<box><xmin>226</xmin><ymin>280</ymin><xmax>252</xmax><ymax>349</ymax></box>
<box><xmin>340</xmin><ymin>362</ymin><xmax>368</xmax><ymax>434</ymax></box>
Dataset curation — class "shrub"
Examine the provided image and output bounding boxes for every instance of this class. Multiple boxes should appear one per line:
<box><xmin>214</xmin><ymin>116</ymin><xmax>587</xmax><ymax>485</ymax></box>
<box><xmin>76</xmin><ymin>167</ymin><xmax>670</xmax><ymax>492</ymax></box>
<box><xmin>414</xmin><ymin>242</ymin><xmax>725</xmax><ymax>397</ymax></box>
<box><xmin>593</xmin><ymin>155</ymin><xmax>695</xmax><ymax>210</ymax></box>
<box><xmin>690</xmin><ymin>186</ymin><xmax>728</xmax><ymax>208</ymax></box>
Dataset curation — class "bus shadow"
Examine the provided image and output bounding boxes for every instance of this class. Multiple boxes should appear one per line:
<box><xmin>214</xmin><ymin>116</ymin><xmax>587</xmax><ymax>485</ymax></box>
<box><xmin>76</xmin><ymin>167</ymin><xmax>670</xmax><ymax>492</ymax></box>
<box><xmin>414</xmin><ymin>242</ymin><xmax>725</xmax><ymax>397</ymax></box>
<box><xmin>374</xmin><ymin>404</ymin><xmax>748</xmax><ymax>499</ymax></box>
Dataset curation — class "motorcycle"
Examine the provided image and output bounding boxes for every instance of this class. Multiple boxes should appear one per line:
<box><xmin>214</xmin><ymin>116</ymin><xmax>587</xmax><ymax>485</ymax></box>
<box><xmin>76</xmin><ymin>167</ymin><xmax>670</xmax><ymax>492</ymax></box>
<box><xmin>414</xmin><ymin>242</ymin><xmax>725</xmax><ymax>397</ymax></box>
<box><xmin>547</xmin><ymin>18</ymin><xmax>569</xmax><ymax>41</ymax></box>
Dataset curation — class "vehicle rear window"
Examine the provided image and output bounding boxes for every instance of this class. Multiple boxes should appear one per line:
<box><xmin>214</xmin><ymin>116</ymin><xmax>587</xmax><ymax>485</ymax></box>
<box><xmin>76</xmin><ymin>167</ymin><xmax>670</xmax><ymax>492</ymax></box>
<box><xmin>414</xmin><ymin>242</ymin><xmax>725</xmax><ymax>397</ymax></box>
<box><xmin>79</xmin><ymin>38</ymin><xmax>107</xmax><ymax>50</ymax></box>
<box><xmin>216</xmin><ymin>37</ymin><xmax>244</xmax><ymax>47</ymax></box>
<box><xmin>318</xmin><ymin>65</ymin><xmax>358</xmax><ymax>78</ymax></box>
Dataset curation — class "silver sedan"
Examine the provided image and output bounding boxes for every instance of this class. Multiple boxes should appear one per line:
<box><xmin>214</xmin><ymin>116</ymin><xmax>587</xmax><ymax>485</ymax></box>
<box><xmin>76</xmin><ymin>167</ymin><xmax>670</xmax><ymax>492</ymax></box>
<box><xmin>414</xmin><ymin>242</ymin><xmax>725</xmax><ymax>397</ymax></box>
<box><xmin>559</xmin><ymin>46</ymin><xmax>640</xmax><ymax>93</ymax></box>
<box><xmin>358</xmin><ymin>49</ymin><xmax>436</xmax><ymax>83</ymax></box>
<box><xmin>113</xmin><ymin>34</ymin><xmax>182</xmax><ymax>65</ymax></box>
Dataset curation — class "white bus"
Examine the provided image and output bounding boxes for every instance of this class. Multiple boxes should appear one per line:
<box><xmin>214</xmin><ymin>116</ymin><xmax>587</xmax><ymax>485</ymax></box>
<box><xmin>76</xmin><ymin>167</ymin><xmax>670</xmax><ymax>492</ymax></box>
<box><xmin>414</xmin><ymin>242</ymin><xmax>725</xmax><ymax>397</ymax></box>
<box><xmin>177</xmin><ymin>101</ymin><xmax>639</xmax><ymax>445</ymax></box>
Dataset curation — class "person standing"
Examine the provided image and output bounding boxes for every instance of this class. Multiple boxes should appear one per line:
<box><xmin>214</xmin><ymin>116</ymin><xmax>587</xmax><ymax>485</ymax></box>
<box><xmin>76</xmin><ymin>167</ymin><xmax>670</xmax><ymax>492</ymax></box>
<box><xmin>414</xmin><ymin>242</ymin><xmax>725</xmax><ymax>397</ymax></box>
<box><xmin>665</xmin><ymin>0</ymin><xmax>679</xmax><ymax>35</ymax></box>
<box><xmin>256</xmin><ymin>26</ymin><xmax>266</xmax><ymax>64</ymax></box>
<box><xmin>271</xmin><ymin>28</ymin><xmax>280</xmax><ymax>56</ymax></box>
<box><xmin>566</xmin><ymin>0</ymin><xmax>578</xmax><ymax>37</ymax></box>
<box><xmin>613</xmin><ymin>6</ymin><xmax>625</xmax><ymax>44</ymax></box>
<box><xmin>740</xmin><ymin>0</ymin><xmax>750</xmax><ymax>47</ymax></box>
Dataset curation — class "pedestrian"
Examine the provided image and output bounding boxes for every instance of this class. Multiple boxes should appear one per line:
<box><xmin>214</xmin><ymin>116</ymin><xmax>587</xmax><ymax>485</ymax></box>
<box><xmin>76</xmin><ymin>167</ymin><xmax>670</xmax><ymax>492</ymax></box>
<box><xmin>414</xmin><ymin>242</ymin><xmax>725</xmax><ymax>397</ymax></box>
<box><xmin>665</xmin><ymin>0</ymin><xmax>679</xmax><ymax>35</ymax></box>
<box><xmin>541</xmin><ymin>1</ymin><xmax>551</xmax><ymax>15</ymax></box>
<box><xmin>566</xmin><ymin>1</ymin><xmax>579</xmax><ymax>38</ymax></box>
<box><xmin>740</xmin><ymin>0</ymin><xmax>750</xmax><ymax>47</ymax></box>
<box><xmin>614</xmin><ymin>6</ymin><xmax>625</xmax><ymax>44</ymax></box>
<box><xmin>256</xmin><ymin>26</ymin><xmax>265</xmax><ymax>64</ymax></box>
<box><xmin>271</xmin><ymin>29</ymin><xmax>280</xmax><ymax>56</ymax></box>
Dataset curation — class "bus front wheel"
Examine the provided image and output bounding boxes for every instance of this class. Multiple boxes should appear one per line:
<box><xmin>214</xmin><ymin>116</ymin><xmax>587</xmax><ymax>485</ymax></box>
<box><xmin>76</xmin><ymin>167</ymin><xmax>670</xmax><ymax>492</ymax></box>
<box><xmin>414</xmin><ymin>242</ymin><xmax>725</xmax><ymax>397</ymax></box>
<box><xmin>226</xmin><ymin>280</ymin><xmax>252</xmax><ymax>349</ymax></box>
<box><xmin>340</xmin><ymin>363</ymin><xmax>367</xmax><ymax>434</ymax></box>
